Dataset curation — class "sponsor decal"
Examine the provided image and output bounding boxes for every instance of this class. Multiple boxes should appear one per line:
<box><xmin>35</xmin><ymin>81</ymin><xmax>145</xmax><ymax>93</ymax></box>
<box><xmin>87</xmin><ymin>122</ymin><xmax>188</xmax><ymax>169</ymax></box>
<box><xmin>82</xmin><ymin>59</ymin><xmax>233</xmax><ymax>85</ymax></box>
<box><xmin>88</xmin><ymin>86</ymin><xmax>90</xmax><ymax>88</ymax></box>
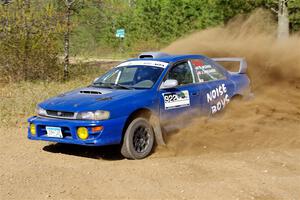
<box><xmin>194</xmin><ymin>65</ymin><xmax>217</xmax><ymax>82</ymax></box>
<box><xmin>206</xmin><ymin>84</ymin><xmax>230</xmax><ymax>114</ymax></box>
<box><xmin>196</xmin><ymin>65</ymin><xmax>217</xmax><ymax>75</ymax></box>
<box><xmin>191</xmin><ymin>59</ymin><xmax>204</xmax><ymax>67</ymax></box>
<box><xmin>163</xmin><ymin>90</ymin><xmax>190</xmax><ymax>110</ymax></box>
<box><xmin>117</xmin><ymin>61</ymin><xmax>169</xmax><ymax>68</ymax></box>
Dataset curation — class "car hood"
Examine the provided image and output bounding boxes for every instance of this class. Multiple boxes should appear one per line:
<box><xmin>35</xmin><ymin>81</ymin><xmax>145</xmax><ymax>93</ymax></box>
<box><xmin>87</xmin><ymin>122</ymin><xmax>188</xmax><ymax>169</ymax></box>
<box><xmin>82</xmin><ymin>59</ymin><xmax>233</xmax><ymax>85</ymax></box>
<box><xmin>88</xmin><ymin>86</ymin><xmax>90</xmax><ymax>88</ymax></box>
<box><xmin>40</xmin><ymin>86</ymin><xmax>145</xmax><ymax>112</ymax></box>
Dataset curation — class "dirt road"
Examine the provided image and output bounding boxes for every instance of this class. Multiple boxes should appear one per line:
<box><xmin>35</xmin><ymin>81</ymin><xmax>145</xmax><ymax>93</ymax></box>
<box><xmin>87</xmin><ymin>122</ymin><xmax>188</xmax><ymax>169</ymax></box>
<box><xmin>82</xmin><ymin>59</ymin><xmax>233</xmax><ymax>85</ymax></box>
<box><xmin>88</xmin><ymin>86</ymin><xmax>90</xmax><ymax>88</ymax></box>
<box><xmin>1</xmin><ymin>102</ymin><xmax>300</xmax><ymax>200</ymax></box>
<box><xmin>1</xmin><ymin>83</ymin><xmax>300</xmax><ymax>199</ymax></box>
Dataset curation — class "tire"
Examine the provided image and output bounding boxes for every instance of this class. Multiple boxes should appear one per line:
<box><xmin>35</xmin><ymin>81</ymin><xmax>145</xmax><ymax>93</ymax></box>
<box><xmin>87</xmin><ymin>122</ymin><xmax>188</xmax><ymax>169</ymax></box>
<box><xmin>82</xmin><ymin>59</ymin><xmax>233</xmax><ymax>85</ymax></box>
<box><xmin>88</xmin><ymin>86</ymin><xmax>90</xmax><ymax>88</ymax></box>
<box><xmin>121</xmin><ymin>117</ymin><xmax>155</xmax><ymax>159</ymax></box>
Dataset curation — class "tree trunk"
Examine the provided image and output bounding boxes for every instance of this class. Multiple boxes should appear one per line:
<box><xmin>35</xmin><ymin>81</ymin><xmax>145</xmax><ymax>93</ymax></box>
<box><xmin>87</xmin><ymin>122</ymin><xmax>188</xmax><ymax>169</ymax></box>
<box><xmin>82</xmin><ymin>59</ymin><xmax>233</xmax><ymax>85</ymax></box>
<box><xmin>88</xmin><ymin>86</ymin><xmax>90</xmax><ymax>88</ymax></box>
<box><xmin>277</xmin><ymin>0</ymin><xmax>289</xmax><ymax>39</ymax></box>
<box><xmin>23</xmin><ymin>0</ymin><xmax>30</xmax><ymax>80</ymax></box>
<box><xmin>63</xmin><ymin>2</ymin><xmax>72</xmax><ymax>81</ymax></box>
<box><xmin>2</xmin><ymin>2</ymin><xmax>9</xmax><ymax>37</ymax></box>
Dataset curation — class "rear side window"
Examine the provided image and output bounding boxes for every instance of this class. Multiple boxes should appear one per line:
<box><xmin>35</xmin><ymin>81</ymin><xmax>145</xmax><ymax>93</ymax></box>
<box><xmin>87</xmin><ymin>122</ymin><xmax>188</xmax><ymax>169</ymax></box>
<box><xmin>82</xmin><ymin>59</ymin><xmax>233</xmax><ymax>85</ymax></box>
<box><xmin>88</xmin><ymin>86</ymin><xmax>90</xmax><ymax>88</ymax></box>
<box><xmin>191</xmin><ymin>59</ymin><xmax>225</xmax><ymax>82</ymax></box>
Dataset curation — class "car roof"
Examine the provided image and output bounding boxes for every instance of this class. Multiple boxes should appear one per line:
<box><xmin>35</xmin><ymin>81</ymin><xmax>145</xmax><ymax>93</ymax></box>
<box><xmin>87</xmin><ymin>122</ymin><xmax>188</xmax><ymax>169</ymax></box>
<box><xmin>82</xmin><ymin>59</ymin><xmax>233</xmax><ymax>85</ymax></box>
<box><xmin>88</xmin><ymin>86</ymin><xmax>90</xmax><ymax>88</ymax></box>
<box><xmin>127</xmin><ymin>54</ymin><xmax>208</xmax><ymax>64</ymax></box>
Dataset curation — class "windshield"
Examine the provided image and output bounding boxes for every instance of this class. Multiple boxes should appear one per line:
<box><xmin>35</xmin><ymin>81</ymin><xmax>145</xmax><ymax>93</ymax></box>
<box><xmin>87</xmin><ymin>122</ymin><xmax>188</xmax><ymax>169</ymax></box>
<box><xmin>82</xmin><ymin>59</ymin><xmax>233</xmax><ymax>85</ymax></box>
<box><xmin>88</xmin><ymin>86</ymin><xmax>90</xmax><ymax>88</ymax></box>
<box><xmin>93</xmin><ymin>65</ymin><xmax>164</xmax><ymax>89</ymax></box>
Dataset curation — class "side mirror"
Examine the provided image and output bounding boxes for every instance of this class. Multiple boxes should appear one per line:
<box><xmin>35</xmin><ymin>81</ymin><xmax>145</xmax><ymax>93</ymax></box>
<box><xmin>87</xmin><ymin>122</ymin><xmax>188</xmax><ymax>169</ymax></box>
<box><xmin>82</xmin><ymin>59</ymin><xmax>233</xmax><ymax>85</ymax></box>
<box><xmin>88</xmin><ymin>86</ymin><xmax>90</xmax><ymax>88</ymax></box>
<box><xmin>160</xmin><ymin>79</ymin><xmax>178</xmax><ymax>89</ymax></box>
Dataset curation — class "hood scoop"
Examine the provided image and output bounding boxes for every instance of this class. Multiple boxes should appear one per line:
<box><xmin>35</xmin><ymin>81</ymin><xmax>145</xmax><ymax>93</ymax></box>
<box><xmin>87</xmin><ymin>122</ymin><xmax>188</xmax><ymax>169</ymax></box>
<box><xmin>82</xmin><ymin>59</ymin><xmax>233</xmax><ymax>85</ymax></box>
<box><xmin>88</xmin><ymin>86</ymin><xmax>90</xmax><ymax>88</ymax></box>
<box><xmin>80</xmin><ymin>90</ymin><xmax>102</xmax><ymax>95</ymax></box>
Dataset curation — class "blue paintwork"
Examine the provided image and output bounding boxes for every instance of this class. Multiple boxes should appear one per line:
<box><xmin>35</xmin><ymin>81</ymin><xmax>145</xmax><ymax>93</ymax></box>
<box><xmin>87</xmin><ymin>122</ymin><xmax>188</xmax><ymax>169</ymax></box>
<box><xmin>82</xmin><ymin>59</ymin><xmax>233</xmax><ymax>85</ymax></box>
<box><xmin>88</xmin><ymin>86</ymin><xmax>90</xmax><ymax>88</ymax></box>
<box><xmin>28</xmin><ymin>54</ymin><xmax>250</xmax><ymax>146</ymax></box>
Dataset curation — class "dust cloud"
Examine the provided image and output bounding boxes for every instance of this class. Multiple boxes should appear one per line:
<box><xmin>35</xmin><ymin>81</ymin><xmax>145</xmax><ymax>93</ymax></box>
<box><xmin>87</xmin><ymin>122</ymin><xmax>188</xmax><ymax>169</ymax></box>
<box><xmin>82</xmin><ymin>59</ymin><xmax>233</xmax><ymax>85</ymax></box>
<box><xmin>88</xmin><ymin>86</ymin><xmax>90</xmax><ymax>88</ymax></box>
<box><xmin>159</xmin><ymin>10</ymin><xmax>300</xmax><ymax>156</ymax></box>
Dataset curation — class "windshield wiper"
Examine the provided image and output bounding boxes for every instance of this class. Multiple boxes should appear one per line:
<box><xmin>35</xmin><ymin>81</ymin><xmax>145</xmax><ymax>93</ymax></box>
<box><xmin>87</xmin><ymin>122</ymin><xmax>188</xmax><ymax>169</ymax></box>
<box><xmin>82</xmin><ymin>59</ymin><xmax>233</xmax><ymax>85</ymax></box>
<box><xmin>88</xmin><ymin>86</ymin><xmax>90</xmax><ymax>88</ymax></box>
<box><xmin>91</xmin><ymin>82</ymin><xmax>114</xmax><ymax>89</ymax></box>
<box><xmin>111</xmin><ymin>83</ymin><xmax>133</xmax><ymax>90</ymax></box>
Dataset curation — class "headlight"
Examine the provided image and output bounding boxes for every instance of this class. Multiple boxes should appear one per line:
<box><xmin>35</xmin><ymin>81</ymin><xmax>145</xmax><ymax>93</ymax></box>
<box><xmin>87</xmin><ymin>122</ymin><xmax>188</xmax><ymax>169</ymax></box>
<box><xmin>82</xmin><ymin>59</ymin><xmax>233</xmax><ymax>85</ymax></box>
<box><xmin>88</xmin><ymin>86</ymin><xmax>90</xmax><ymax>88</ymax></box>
<box><xmin>36</xmin><ymin>106</ymin><xmax>47</xmax><ymax>116</ymax></box>
<box><xmin>76</xmin><ymin>110</ymin><xmax>110</xmax><ymax>120</ymax></box>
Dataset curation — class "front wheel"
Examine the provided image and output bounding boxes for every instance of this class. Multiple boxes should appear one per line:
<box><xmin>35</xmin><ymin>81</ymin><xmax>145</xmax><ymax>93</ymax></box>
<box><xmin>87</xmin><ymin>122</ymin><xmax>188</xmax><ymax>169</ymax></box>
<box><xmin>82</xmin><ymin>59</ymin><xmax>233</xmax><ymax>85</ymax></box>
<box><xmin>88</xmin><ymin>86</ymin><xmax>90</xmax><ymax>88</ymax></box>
<box><xmin>121</xmin><ymin>117</ymin><xmax>154</xmax><ymax>159</ymax></box>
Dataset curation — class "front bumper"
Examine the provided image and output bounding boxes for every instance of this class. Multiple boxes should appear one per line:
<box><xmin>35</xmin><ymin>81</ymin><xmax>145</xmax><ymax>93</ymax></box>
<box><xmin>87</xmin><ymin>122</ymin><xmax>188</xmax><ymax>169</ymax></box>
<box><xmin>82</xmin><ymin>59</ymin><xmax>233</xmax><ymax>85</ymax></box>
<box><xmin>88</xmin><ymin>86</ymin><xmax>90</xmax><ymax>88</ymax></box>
<box><xmin>27</xmin><ymin>116</ymin><xmax>127</xmax><ymax>146</ymax></box>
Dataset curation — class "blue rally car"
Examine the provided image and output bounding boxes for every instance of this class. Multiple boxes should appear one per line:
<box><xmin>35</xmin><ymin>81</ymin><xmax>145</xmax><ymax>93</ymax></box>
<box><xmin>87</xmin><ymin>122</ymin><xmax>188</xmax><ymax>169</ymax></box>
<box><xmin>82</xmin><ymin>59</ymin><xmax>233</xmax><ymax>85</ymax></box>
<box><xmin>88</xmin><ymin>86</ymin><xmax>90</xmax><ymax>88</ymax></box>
<box><xmin>28</xmin><ymin>52</ymin><xmax>250</xmax><ymax>159</ymax></box>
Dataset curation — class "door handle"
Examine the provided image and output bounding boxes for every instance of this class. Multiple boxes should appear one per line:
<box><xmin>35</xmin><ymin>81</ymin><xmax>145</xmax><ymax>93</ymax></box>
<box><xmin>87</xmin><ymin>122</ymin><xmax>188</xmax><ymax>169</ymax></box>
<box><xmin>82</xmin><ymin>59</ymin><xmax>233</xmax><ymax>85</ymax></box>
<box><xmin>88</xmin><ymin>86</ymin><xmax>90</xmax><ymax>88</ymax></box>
<box><xmin>192</xmin><ymin>92</ymin><xmax>200</xmax><ymax>96</ymax></box>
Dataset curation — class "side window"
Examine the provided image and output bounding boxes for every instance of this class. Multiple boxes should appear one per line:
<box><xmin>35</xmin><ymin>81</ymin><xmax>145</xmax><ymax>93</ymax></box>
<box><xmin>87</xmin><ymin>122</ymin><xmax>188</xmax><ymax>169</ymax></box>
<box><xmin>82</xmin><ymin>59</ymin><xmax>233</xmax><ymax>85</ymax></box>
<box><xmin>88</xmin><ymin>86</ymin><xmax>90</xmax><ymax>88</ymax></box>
<box><xmin>166</xmin><ymin>62</ymin><xmax>194</xmax><ymax>85</ymax></box>
<box><xmin>191</xmin><ymin>59</ymin><xmax>225</xmax><ymax>82</ymax></box>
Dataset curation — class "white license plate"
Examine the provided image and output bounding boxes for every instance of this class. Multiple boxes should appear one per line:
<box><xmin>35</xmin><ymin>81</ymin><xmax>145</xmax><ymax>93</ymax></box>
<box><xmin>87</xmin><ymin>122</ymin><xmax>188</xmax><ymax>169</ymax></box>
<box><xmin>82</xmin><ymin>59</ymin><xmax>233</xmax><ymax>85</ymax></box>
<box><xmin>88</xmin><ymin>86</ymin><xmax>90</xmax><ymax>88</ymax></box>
<box><xmin>46</xmin><ymin>126</ymin><xmax>63</xmax><ymax>138</ymax></box>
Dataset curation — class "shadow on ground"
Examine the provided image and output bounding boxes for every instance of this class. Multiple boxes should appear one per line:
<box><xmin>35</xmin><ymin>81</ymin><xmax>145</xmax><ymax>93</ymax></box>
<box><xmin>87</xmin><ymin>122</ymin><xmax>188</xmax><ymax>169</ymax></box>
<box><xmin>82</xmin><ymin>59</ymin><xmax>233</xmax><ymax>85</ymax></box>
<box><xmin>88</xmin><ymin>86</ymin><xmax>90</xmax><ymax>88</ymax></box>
<box><xmin>43</xmin><ymin>143</ymin><xmax>124</xmax><ymax>161</ymax></box>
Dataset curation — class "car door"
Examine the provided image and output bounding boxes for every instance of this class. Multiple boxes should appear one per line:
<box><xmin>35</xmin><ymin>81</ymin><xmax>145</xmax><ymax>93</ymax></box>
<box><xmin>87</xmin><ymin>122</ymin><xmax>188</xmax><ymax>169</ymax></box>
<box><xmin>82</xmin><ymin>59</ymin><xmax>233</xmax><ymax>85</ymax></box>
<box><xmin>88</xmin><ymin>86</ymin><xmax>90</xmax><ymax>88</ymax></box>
<box><xmin>159</xmin><ymin>61</ymin><xmax>201</xmax><ymax>123</ymax></box>
<box><xmin>191</xmin><ymin>58</ymin><xmax>234</xmax><ymax>115</ymax></box>
<box><xmin>188</xmin><ymin>60</ymin><xmax>212</xmax><ymax>115</ymax></box>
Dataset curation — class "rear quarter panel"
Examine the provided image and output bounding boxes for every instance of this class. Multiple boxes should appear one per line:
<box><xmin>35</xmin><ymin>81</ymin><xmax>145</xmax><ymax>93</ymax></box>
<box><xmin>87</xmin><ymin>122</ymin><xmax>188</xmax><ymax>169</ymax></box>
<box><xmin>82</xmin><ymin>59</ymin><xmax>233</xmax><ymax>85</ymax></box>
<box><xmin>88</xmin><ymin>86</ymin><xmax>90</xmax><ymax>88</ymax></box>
<box><xmin>229</xmin><ymin>72</ymin><xmax>251</xmax><ymax>97</ymax></box>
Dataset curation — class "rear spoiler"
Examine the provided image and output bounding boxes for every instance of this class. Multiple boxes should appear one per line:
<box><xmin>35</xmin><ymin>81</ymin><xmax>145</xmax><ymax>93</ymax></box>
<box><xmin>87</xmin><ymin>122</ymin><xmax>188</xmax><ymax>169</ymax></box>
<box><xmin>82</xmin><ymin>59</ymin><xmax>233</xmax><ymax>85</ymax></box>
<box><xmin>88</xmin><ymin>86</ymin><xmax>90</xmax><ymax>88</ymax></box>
<box><xmin>212</xmin><ymin>58</ymin><xmax>247</xmax><ymax>74</ymax></box>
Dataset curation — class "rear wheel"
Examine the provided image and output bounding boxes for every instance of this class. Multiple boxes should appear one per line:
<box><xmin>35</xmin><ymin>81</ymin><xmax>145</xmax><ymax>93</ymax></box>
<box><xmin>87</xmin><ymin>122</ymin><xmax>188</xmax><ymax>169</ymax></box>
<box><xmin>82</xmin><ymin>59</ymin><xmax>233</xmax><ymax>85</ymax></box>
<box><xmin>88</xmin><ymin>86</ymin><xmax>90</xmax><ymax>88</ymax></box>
<box><xmin>121</xmin><ymin>117</ymin><xmax>154</xmax><ymax>159</ymax></box>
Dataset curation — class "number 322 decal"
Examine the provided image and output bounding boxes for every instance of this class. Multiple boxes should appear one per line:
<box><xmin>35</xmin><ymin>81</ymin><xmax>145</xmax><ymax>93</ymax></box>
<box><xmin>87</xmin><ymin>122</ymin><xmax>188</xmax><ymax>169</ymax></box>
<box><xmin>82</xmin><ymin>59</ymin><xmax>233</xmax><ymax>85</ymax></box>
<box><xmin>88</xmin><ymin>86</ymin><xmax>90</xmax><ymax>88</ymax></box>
<box><xmin>163</xmin><ymin>90</ymin><xmax>190</xmax><ymax>110</ymax></box>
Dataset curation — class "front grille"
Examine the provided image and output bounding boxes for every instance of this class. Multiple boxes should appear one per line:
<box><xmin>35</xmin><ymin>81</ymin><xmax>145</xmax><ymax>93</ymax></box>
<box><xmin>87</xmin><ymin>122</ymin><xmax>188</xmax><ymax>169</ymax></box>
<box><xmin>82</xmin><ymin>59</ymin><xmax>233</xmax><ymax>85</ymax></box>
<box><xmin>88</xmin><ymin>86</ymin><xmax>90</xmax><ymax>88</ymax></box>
<box><xmin>46</xmin><ymin>110</ymin><xmax>75</xmax><ymax>119</ymax></box>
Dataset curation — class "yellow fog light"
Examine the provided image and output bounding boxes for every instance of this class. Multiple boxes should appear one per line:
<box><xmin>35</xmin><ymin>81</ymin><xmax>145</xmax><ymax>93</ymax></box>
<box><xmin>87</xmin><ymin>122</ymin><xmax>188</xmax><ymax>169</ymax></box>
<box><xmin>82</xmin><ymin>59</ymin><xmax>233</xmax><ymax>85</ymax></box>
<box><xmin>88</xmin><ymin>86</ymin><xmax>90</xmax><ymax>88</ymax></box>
<box><xmin>30</xmin><ymin>124</ymin><xmax>36</xmax><ymax>135</ymax></box>
<box><xmin>77</xmin><ymin>127</ymin><xmax>89</xmax><ymax>140</ymax></box>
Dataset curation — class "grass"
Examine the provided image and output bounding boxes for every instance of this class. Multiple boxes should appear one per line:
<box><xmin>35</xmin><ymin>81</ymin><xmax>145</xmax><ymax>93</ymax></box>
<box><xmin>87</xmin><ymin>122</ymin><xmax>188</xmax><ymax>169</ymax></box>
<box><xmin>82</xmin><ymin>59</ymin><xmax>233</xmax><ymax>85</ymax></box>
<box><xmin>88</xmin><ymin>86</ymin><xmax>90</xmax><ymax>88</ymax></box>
<box><xmin>0</xmin><ymin>62</ymin><xmax>118</xmax><ymax>127</ymax></box>
<box><xmin>0</xmin><ymin>80</ymin><xmax>86</xmax><ymax>127</ymax></box>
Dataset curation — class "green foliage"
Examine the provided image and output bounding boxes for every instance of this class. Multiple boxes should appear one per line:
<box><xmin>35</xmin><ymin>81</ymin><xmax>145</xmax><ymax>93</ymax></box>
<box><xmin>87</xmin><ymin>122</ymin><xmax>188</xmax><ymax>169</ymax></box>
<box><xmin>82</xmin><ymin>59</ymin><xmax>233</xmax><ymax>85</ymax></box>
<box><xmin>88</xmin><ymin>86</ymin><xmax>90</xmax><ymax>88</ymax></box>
<box><xmin>217</xmin><ymin>0</ymin><xmax>267</xmax><ymax>21</ymax></box>
<box><xmin>130</xmin><ymin>0</ymin><xmax>223</xmax><ymax>42</ymax></box>
<box><xmin>0</xmin><ymin>0</ymin><xmax>63</xmax><ymax>82</ymax></box>
<box><xmin>72</xmin><ymin>0</ymin><xmax>300</xmax><ymax>55</ymax></box>
<box><xmin>1</xmin><ymin>0</ymin><xmax>300</xmax><ymax>83</ymax></box>
<box><xmin>263</xmin><ymin>0</ymin><xmax>300</xmax><ymax>32</ymax></box>
<box><xmin>289</xmin><ymin>0</ymin><xmax>300</xmax><ymax>31</ymax></box>
<box><xmin>70</xmin><ymin>1</ymin><xmax>105</xmax><ymax>54</ymax></box>
<box><xmin>71</xmin><ymin>0</ymin><xmax>227</xmax><ymax>55</ymax></box>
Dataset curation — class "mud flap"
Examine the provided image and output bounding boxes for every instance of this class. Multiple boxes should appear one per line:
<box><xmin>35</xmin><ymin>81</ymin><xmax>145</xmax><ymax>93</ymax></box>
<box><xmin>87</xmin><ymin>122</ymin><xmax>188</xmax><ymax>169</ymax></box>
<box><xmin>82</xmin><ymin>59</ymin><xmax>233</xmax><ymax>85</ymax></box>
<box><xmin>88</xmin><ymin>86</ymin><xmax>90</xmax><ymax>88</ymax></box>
<box><xmin>242</xmin><ymin>87</ymin><xmax>254</xmax><ymax>101</ymax></box>
<box><xmin>150</xmin><ymin>115</ymin><xmax>166</xmax><ymax>146</ymax></box>
<box><xmin>243</xmin><ymin>92</ymin><xmax>254</xmax><ymax>101</ymax></box>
